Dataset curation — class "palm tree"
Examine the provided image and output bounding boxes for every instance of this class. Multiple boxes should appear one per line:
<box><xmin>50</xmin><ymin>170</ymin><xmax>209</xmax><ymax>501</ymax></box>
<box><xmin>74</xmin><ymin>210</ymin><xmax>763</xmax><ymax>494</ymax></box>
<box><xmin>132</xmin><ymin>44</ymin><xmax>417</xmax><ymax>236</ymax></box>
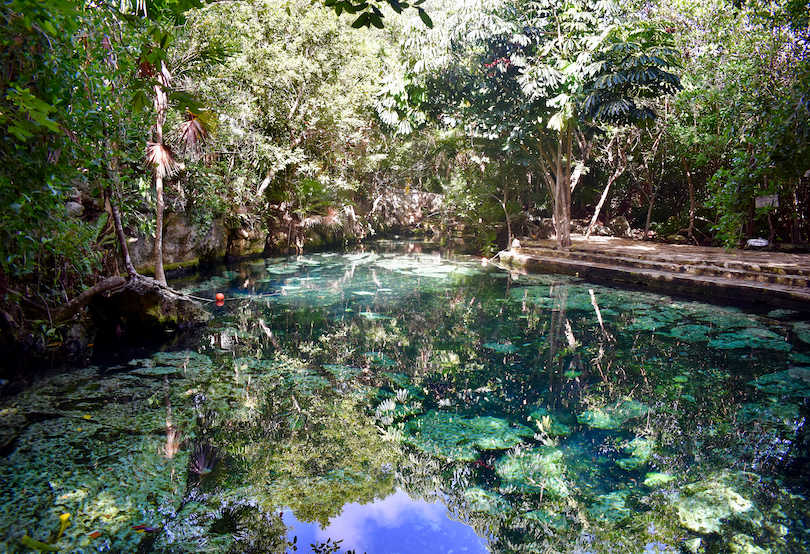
<box><xmin>142</xmin><ymin>57</ymin><xmax>211</xmax><ymax>284</ymax></box>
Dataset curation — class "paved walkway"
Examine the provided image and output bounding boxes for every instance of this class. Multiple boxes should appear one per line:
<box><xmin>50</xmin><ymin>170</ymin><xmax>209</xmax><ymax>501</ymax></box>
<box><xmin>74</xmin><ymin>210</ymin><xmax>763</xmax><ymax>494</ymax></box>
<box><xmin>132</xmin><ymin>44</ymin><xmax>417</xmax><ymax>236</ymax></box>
<box><xmin>498</xmin><ymin>235</ymin><xmax>810</xmax><ymax>311</ymax></box>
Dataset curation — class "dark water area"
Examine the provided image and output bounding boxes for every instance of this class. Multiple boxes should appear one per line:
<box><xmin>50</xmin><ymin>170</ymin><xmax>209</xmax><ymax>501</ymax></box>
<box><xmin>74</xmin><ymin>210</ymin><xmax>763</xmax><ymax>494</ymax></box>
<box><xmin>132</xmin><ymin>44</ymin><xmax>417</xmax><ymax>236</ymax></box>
<box><xmin>1</xmin><ymin>240</ymin><xmax>809</xmax><ymax>553</ymax></box>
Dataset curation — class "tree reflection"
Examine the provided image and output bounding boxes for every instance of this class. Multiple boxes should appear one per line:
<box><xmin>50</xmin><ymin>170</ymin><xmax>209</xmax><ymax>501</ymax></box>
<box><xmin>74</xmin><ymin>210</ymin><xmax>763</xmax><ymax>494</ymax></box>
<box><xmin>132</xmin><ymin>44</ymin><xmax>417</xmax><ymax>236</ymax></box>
<box><xmin>180</xmin><ymin>247</ymin><xmax>807</xmax><ymax>553</ymax></box>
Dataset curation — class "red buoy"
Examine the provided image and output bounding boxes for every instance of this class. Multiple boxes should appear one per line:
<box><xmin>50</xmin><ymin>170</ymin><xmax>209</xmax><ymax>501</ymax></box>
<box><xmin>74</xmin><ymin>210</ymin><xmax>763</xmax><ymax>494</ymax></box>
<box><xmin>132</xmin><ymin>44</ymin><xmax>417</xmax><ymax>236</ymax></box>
<box><xmin>215</xmin><ymin>292</ymin><xmax>225</xmax><ymax>301</ymax></box>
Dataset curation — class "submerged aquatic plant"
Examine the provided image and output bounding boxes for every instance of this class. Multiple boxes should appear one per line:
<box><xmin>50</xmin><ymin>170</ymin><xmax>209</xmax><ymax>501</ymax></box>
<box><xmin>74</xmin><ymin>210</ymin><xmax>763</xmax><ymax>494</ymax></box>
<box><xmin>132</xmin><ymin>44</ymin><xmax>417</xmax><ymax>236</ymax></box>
<box><xmin>189</xmin><ymin>443</ymin><xmax>224</xmax><ymax>482</ymax></box>
<box><xmin>56</xmin><ymin>512</ymin><xmax>70</xmax><ymax>539</ymax></box>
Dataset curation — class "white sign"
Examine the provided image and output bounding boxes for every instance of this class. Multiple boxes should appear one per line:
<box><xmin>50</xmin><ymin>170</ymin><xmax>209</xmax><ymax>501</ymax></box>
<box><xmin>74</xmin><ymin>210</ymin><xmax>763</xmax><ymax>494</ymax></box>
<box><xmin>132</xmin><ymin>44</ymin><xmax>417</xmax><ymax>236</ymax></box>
<box><xmin>755</xmin><ymin>195</ymin><xmax>778</xmax><ymax>208</ymax></box>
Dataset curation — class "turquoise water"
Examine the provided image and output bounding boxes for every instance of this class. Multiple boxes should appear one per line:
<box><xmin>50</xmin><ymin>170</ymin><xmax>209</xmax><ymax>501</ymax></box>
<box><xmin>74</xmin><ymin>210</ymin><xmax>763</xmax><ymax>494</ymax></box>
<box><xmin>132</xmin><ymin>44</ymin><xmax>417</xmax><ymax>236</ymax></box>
<box><xmin>1</xmin><ymin>240</ymin><xmax>809</xmax><ymax>553</ymax></box>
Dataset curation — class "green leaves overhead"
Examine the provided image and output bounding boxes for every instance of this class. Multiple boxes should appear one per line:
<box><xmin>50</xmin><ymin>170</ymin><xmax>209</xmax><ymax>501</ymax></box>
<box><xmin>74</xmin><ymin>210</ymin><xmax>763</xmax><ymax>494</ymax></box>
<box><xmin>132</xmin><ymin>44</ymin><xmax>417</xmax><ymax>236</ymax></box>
<box><xmin>320</xmin><ymin>0</ymin><xmax>433</xmax><ymax>28</ymax></box>
<box><xmin>580</xmin><ymin>23</ymin><xmax>681</xmax><ymax>124</ymax></box>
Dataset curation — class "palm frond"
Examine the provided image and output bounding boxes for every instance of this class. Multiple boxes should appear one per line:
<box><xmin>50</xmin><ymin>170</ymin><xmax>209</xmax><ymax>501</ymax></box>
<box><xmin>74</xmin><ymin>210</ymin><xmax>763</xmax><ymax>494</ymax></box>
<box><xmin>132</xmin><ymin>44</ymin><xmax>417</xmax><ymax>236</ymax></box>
<box><xmin>300</xmin><ymin>215</ymin><xmax>324</xmax><ymax>229</ymax></box>
<box><xmin>146</xmin><ymin>141</ymin><xmax>183</xmax><ymax>178</ymax></box>
<box><xmin>322</xmin><ymin>207</ymin><xmax>344</xmax><ymax>229</ymax></box>
<box><xmin>177</xmin><ymin>110</ymin><xmax>215</xmax><ymax>158</ymax></box>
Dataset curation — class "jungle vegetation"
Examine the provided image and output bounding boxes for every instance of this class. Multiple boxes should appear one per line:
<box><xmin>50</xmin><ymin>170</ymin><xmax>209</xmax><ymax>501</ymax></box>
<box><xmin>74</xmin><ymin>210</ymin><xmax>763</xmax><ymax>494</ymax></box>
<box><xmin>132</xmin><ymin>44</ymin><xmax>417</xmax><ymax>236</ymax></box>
<box><xmin>1</xmin><ymin>0</ymin><xmax>809</xmax><ymax>344</ymax></box>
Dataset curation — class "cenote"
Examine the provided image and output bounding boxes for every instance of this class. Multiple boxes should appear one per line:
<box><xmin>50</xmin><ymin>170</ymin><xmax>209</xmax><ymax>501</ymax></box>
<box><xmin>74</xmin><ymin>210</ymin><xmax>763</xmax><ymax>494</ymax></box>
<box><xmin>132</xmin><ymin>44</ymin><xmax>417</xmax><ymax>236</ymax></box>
<box><xmin>1</xmin><ymin>240</ymin><xmax>809</xmax><ymax>554</ymax></box>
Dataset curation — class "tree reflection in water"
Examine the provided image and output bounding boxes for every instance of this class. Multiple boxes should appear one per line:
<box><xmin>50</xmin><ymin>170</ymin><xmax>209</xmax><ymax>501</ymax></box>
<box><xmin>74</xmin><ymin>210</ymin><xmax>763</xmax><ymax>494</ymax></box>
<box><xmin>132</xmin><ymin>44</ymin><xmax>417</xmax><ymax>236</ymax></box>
<box><xmin>180</xmin><ymin>242</ymin><xmax>808</xmax><ymax>554</ymax></box>
<box><xmin>1</xmin><ymin>242</ymin><xmax>805</xmax><ymax>554</ymax></box>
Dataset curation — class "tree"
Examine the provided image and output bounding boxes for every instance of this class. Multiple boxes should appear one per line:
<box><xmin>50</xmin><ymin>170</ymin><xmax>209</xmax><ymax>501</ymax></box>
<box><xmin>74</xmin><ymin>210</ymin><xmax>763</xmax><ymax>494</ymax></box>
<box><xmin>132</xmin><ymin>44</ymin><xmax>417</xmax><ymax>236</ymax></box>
<box><xmin>174</xmin><ymin>0</ymin><xmax>394</xmax><ymax>251</ymax></box>
<box><xmin>656</xmin><ymin>0</ymin><xmax>810</xmax><ymax>246</ymax></box>
<box><xmin>382</xmin><ymin>0</ymin><xmax>680</xmax><ymax>249</ymax></box>
<box><xmin>322</xmin><ymin>0</ymin><xmax>434</xmax><ymax>29</ymax></box>
<box><xmin>0</xmin><ymin>0</ymin><xmax>121</xmax><ymax>334</ymax></box>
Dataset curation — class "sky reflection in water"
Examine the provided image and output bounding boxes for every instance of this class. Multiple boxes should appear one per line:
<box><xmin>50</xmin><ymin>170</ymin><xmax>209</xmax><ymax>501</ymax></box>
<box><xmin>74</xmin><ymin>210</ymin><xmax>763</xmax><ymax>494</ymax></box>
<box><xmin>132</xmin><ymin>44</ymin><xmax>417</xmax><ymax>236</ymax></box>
<box><xmin>284</xmin><ymin>489</ymin><xmax>489</xmax><ymax>554</ymax></box>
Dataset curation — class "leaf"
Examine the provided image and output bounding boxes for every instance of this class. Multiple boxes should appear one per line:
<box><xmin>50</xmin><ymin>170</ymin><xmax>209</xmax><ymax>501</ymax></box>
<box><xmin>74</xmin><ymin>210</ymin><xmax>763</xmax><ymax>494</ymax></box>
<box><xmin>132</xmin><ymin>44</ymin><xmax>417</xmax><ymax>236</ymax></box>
<box><xmin>418</xmin><ymin>8</ymin><xmax>433</xmax><ymax>28</ymax></box>
<box><xmin>547</xmin><ymin>111</ymin><xmax>566</xmax><ymax>131</ymax></box>
<box><xmin>41</xmin><ymin>19</ymin><xmax>58</xmax><ymax>36</ymax></box>
<box><xmin>131</xmin><ymin>90</ymin><xmax>148</xmax><ymax>112</ymax></box>
<box><xmin>351</xmin><ymin>12</ymin><xmax>370</xmax><ymax>28</ymax></box>
<box><xmin>369</xmin><ymin>13</ymin><xmax>384</xmax><ymax>29</ymax></box>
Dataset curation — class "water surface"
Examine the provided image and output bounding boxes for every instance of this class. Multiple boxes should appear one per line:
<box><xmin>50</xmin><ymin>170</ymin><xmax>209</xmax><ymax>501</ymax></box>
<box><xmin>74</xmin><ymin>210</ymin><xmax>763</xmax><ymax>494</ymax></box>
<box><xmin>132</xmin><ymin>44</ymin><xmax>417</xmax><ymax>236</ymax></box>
<box><xmin>1</xmin><ymin>240</ymin><xmax>808</xmax><ymax>554</ymax></box>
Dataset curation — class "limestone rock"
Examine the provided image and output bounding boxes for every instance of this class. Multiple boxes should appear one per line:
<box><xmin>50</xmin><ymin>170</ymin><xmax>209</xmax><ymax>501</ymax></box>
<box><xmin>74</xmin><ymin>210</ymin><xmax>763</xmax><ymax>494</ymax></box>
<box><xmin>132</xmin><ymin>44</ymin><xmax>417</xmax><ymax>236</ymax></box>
<box><xmin>65</xmin><ymin>201</ymin><xmax>84</xmax><ymax>217</ymax></box>
<box><xmin>588</xmin><ymin>490</ymin><xmax>632</xmax><ymax>527</ymax></box>
<box><xmin>90</xmin><ymin>276</ymin><xmax>210</xmax><ymax>340</ymax></box>
<box><xmin>617</xmin><ymin>436</ymin><xmax>654</xmax><ymax>470</ymax></box>
<box><xmin>128</xmin><ymin>212</ymin><xmax>228</xmax><ymax>271</ymax></box>
<box><xmin>528</xmin><ymin>407</ymin><xmax>572</xmax><ymax>437</ymax></box>
<box><xmin>402</xmin><ymin>411</ymin><xmax>534</xmax><ymax>461</ymax></box>
<box><xmin>607</xmin><ymin>216</ymin><xmax>631</xmax><ymax>237</ymax></box>
<box><xmin>644</xmin><ymin>472</ymin><xmax>676</xmax><ymax>487</ymax></box>
<box><xmin>464</xmin><ymin>487</ymin><xmax>510</xmax><ymax>515</ymax></box>
<box><xmin>669</xmin><ymin>472</ymin><xmax>763</xmax><ymax>535</ymax></box>
<box><xmin>729</xmin><ymin>533</ymin><xmax>769</xmax><ymax>554</ymax></box>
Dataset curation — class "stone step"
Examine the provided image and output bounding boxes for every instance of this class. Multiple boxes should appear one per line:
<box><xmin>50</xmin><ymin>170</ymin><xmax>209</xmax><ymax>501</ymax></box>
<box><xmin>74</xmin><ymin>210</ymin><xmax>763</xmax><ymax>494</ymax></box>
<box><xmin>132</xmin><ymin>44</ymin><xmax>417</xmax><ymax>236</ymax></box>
<box><xmin>498</xmin><ymin>249</ymin><xmax>810</xmax><ymax>310</ymax></box>
<box><xmin>511</xmin><ymin>246</ymin><xmax>810</xmax><ymax>288</ymax></box>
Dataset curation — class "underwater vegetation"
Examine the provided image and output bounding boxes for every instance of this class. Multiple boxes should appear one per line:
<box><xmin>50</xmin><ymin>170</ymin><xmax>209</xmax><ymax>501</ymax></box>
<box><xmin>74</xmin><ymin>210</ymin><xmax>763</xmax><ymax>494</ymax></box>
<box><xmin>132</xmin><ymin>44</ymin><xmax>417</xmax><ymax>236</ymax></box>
<box><xmin>188</xmin><ymin>443</ymin><xmax>224</xmax><ymax>484</ymax></box>
<box><xmin>1</xmin><ymin>243</ymin><xmax>809</xmax><ymax>554</ymax></box>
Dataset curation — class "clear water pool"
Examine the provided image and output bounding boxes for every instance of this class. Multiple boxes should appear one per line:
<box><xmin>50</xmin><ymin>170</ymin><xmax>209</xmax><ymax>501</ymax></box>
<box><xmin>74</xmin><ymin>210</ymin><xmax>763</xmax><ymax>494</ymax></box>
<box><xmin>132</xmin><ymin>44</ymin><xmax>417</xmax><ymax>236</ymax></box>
<box><xmin>1</xmin><ymin>240</ymin><xmax>808</xmax><ymax>553</ymax></box>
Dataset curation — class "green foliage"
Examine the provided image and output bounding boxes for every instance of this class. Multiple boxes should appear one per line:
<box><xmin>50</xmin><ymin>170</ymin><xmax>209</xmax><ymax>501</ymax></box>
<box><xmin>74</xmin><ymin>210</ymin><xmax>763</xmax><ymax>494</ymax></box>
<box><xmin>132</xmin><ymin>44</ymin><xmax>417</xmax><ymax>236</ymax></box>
<box><xmin>322</xmin><ymin>0</ymin><xmax>433</xmax><ymax>29</ymax></box>
<box><xmin>0</xmin><ymin>1</ymin><xmax>125</xmax><ymax>300</ymax></box>
<box><xmin>662</xmin><ymin>0</ymin><xmax>810</xmax><ymax>246</ymax></box>
<box><xmin>176</xmin><ymin>0</ymin><xmax>395</xmax><ymax>238</ymax></box>
<box><xmin>580</xmin><ymin>24</ymin><xmax>681</xmax><ymax>124</ymax></box>
<box><xmin>376</xmin><ymin>0</ymin><xmax>681</xmax><ymax>248</ymax></box>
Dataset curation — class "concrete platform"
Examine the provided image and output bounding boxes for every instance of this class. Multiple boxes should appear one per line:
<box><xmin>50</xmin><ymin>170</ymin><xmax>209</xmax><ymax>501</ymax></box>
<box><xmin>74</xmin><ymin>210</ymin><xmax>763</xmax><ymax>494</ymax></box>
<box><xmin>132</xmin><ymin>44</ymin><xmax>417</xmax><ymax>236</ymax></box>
<box><xmin>497</xmin><ymin>236</ymin><xmax>810</xmax><ymax>312</ymax></box>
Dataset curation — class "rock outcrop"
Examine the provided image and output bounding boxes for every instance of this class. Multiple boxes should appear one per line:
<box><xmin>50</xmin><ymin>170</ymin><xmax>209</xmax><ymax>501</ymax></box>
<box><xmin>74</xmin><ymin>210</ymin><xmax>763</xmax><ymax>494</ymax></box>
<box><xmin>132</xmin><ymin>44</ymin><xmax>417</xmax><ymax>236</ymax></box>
<box><xmin>89</xmin><ymin>276</ymin><xmax>210</xmax><ymax>341</ymax></box>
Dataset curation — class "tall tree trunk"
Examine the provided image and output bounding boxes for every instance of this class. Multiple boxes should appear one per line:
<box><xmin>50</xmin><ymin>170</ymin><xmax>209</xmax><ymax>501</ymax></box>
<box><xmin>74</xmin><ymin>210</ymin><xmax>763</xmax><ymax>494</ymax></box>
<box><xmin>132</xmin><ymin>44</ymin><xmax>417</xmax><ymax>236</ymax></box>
<box><xmin>555</xmin><ymin>129</ymin><xmax>572</xmax><ymax>250</ymax></box>
<box><xmin>644</xmin><ymin>187</ymin><xmax>656</xmax><ymax>239</ymax></box>
<box><xmin>793</xmin><ymin>187</ymin><xmax>802</xmax><ymax>244</ymax></box>
<box><xmin>154</xmin><ymin>175</ymin><xmax>166</xmax><ymax>284</ymax></box>
<box><xmin>111</xmin><ymin>200</ymin><xmax>138</xmax><ymax>279</ymax></box>
<box><xmin>586</xmin><ymin>139</ymin><xmax>627</xmax><ymax>239</ymax></box>
<box><xmin>642</xmin><ymin>161</ymin><xmax>656</xmax><ymax>240</ymax></box>
<box><xmin>681</xmin><ymin>156</ymin><xmax>696</xmax><ymax>243</ymax></box>
<box><xmin>497</xmin><ymin>183</ymin><xmax>512</xmax><ymax>247</ymax></box>
<box><xmin>105</xmin><ymin>140</ymin><xmax>139</xmax><ymax>279</ymax></box>
<box><xmin>152</xmin><ymin>62</ymin><xmax>170</xmax><ymax>286</ymax></box>
<box><xmin>586</xmin><ymin>170</ymin><xmax>618</xmax><ymax>239</ymax></box>
<box><xmin>529</xmin><ymin>125</ymin><xmax>587</xmax><ymax>251</ymax></box>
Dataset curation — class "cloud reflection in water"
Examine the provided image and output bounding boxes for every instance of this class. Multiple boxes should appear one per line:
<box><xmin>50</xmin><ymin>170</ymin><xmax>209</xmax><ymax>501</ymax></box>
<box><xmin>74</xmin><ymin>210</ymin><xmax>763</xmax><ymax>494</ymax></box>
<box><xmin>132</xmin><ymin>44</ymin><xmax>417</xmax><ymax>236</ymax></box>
<box><xmin>283</xmin><ymin>489</ymin><xmax>489</xmax><ymax>553</ymax></box>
